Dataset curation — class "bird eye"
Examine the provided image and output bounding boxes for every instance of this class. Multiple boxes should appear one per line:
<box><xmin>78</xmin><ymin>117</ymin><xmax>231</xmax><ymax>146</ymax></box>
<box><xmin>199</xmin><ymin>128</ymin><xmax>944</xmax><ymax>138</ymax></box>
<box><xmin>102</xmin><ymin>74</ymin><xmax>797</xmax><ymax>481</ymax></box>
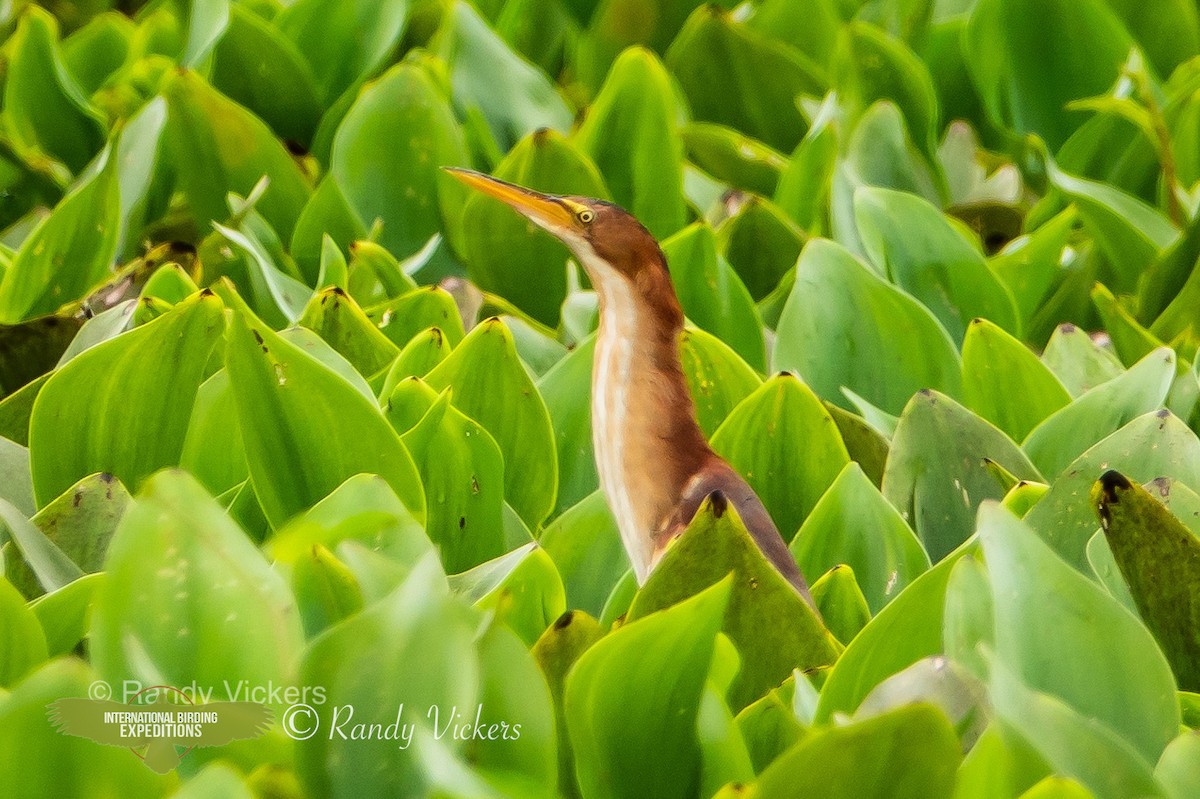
<box><xmin>578</xmin><ymin>209</ymin><xmax>595</xmax><ymax>224</ymax></box>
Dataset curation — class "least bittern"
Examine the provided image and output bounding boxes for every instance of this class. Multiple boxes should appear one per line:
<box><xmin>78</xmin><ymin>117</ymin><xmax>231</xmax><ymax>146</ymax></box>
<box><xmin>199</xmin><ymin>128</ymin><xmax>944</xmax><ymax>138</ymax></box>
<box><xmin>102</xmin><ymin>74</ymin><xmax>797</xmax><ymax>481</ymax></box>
<box><xmin>447</xmin><ymin>168</ymin><xmax>814</xmax><ymax>605</ymax></box>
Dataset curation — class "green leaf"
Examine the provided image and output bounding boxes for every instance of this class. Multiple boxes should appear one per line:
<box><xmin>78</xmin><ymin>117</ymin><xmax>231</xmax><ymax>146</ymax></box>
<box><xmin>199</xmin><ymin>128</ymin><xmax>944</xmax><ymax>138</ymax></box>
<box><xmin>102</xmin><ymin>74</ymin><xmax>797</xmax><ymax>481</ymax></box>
<box><xmin>225</xmin><ymin>310</ymin><xmax>425</xmax><ymax>527</ymax></box>
<box><xmin>680</xmin><ymin>327</ymin><xmax>764</xmax><ymax>438</ymax></box>
<box><xmin>0</xmin><ymin>576</ymin><xmax>47</xmax><ymax>687</ymax></box>
<box><xmin>424</xmin><ymin>318</ymin><xmax>557</xmax><ymax>529</ymax></box>
<box><xmin>331</xmin><ymin>61</ymin><xmax>468</xmax><ymax>262</ymax></box>
<box><xmin>1024</xmin><ymin>348</ymin><xmax>1175</xmax><ymax>479</ymax></box>
<box><xmin>540</xmin><ymin>491</ymin><xmax>628</xmax><ymax>617</ymax></box>
<box><xmin>575</xmin><ymin>47</ymin><xmax>686</xmax><ymax>239</ymax></box>
<box><xmin>403</xmin><ymin>391</ymin><xmax>506</xmax><ymax>573</ymax></box>
<box><xmin>990</xmin><ymin>208</ymin><xmax>1076</xmax><ymax>331</ymax></box>
<box><xmin>291</xmin><ymin>177</ymin><xmax>368</xmax><ymax>286</ymax></box>
<box><xmin>756</xmin><ymin>703</ymin><xmax>961</xmax><ymax>798</ymax></box>
<box><xmin>0</xmin><ymin>659</ymin><xmax>168</xmax><ymax>797</ymax></box>
<box><xmin>0</xmin><ymin>149</ymin><xmax>119</xmax><ymax>323</ymax></box>
<box><xmin>1156</xmin><ymin>731</ymin><xmax>1200</xmax><ymax>799</ymax></box>
<box><xmin>791</xmin><ymin>463</ymin><xmax>930</xmax><ymax>614</ymax></box>
<box><xmin>163</xmin><ymin>70</ymin><xmax>311</xmax><ymax>242</ymax></box>
<box><xmin>284</xmin><ymin>541</ymin><xmax>360</xmax><ymax>638</ymax></box>
<box><xmin>434</xmin><ymin>1</ymin><xmax>573</xmax><ymax>153</ymax></box>
<box><xmin>90</xmin><ymin>471</ymin><xmax>304</xmax><ymax>708</ymax></box>
<box><xmin>565</xmin><ymin>578</ymin><xmax>732</xmax><ymax>799</ymax></box>
<box><xmin>1092</xmin><ymin>472</ymin><xmax>1200</xmax><ymax>692</ymax></box>
<box><xmin>716</xmin><ymin>195</ymin><xmax>803</xmax><ymax>302</ymax></box>
<box><xmin>1041</xmin><ymin>322</ymin><xmax>1125</xmax><ymax>398</ymax></box>
<box><xmin>300</xmin><ymin>287</ymin><xmax>400</xmax><ymax>379</ymax></box>
<box><xmin>29</xmin><ymin>571</ymin><xmax>103</xmax><ymax>658</ymax></box>
<box><xmin>458</xmin><ymin>129</ymin><xmax>608</xmax><ymax>326</ymax></box>
<box><xmin>629</xmin><ymin>496</ymin><xmax>839</xmax><ymax>710</ymax></box>
<box><xmin>988</xmin><ymin>659</ymin><xmax>1166</xmax><ymax>799</ymax></box>
<box><xmin>855</xmin><ymin>187</ymin><xmax>1018</xmax><ymax>341</ymax></box>
<box><xmin>209</xmin><ymin>5</ymin><xmax>322</xmax><ymax>148</ymax></box>
<box><xmin>980</xmin><ymin>502</ymin><xmax>1180</xmax><ymax>764</ymax></box>
<box><xmin>450</xmin><ymin>543</ymin><xmax>566</xmax><ymax>647</ymax></box>
<box><xmin>883</xmin><ymin>390</ymin><xmax>1041</xmax><ymax>562</ymax></box>
<box><xmin>710</xmin><ymin>373</ymin><xmax>849</xmax><ymax>542</ymax></box>
<box><xmin>815</xmin><ymin>540</ymin><xmax>972</xmax><ymax>722</ymax></box>
<box><xmin>4</xmin><ymin>7</ymin><xmax>106</xmax><ymax>173</ymax></box>
<box><xmin>295</xmin><ymin>557</ymin><xmax>481</xmax><ymax>797</ymax></box>
<box><xmin>28</xmin><ymin>292</ymin><xmax>223</xmax><ymax>506</ymax></box>
<box><xmin>276</xmin><ymin>0</ymin><xmax>409</xmax><ymax>106</ymax></box>
<box><xmin>665</xmin><ymin>5</ymin><xmax>824</xmax><ymax>152</ymax></box>
<box><xmin>370</xmin><ymin>286</ymin><xmax>466</xmax><ymax>350</ymax></box>
<box><xmin>774</xmin><ymin>238</ymin><xmax>961</xmax><ymax>415</ymax></box>
<box><xmin>663</xmin><ymin>224</ymin><xmax>767</xmax><ymax>372</ymax></box>
<box><xmin>965</xmin><ymin>0</ymin><xmax>1134</xmax><ymax>149</ymax></box>
<box><xmin>683</xmin><ymin>123</ymin><xmax>788</xmax><ymax>197</ymax></box>
<box><xmin>961</xmin><ymin>318</ymin><xmax>1072</xmax><ymax>442</ymax></box>
<box><xmin>810</xmin><ymin>565</ymin><xmax>871</xmax><ymax>644</ymax></box>
<box><xmin>537</xmin><ymin>337</ymin><xmax>598</xmax><ymax>517</ymax></box>
<box><xmin>0</xmin><ymin>437</ymin><xmax>34</xmax><ymax>516</ymax></box>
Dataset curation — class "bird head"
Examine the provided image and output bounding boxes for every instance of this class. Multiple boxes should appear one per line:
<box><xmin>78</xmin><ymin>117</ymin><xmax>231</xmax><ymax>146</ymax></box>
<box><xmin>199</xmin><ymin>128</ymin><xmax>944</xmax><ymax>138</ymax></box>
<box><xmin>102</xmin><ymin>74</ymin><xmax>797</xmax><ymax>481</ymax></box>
<box><xmin>445</xmin><ymin>167</ymin><xmax>664</xmax><ymax>287</ymax></box>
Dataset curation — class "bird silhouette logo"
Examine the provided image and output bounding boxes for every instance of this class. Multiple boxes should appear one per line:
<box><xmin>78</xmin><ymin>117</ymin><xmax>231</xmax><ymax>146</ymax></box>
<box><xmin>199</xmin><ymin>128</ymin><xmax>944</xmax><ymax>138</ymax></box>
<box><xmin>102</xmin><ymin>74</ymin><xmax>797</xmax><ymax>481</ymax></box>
<box><xmin>46</xmin><ymin>687</ymin><xmax>273</xmax><ymax>773</ymax></box>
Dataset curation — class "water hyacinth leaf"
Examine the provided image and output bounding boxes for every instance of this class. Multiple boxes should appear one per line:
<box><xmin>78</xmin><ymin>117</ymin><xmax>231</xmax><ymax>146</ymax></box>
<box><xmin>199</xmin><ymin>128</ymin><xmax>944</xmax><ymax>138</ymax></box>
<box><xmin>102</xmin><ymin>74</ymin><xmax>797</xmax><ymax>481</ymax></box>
<box><xmin>1156</xmin><ymin>732</ymin><xmax>1200</xmax><ymax>799</ymax></box>
<box><xmin>710</xmin><ymin>374</ymin><xmax>848</xmax><ymax>541</ymax></box>
<box><xmin>1047</xmin><ymin>165</ymin><xmax>1178</xmax><ymax>292</ymax></box>
<box><xmin>679</xmin><ymin>327</ymin><xmax>763</xmax><ymax>438</ymax></box>
<box><xmin>29</xmin><ymin>571</ymin><xmax>103</xmax><ymax>658</ymax></box>
<box><xmin>275</xmin><ymin>0</ymin><xmax>409</xmax><ymax>107</ymax></box>
<box><xmin>683</xmin><ymin>123</ymin><xmax>787</xmax><ymax>197</ymax></box>
<box><xmin>1092</xmin><ymin>472</ymin><xmax>1200</xmax><ymax>691</ymax></box>
<box><xmin>213</xmin><ymin>221</ymin><xmax>312</xmax><ymax>327</ymax></box>
<box><xmin>279</xmin><ymin>326</ymin><xmax>377</xmax><ymax>402</ymax></box>
<box><xmin>855</xmin><ymin>187</ymin><xmax>1018</xmax><ymax>341</ymax></box>
<box><xmin>4</xmin><ymin>7</ymin><xmax>106</xmax><ymax>174</ymax></box>
<box><xmin>988</xmin><ymin>660</ymin><xmax>1165</xmax><ymax>799</ymax></box>
<box><xmin>28</xmin><ymin>293</ymin><xmax>223</xmax><ymax>506</ymax></box>
<box><xmin>300</xmin><ymin>287</ymin><xmax>400</xmax><ymax>379</ymax></box>
<box><xmin>348</xmin><ymin>240</ymin><xmax>420</xmax><ymax>308</ymax></box>
<box><xmin>163</xmin><ymin>70</ymin><xmax>311</xmax><ymax>241</ymax></box>
<box><xmin>4</xmin><ymin>473</ymin><xmax>129</xmax><ymax>598</ymax></box>
<box><xmin>629</xmin><ymin>496</ymin><xmax>839</xmax><ymax>710</ymax></box>
<box><xmin>537</xmin><ymin>337</ymin><xmax>598</xmax><ymax>518</ymax></box>
<box><xmin>575</xmin><ymin>47</ymin><xmax>686</xmax><ymax>239</ymax></box>
<box><xmin>791</xmin><ymin>463</ymin><xmax>930</xmax><ymax>614</ymax></box>
<box><xmin>815</xmin><ymin>541</ymin><xmax>971</xmax><ymax>722</ymax></box>
<box><xmin>810</xmin><ymin>565</ymin><xmax>871</xmax><ymax>645</ymax></box>
<box><xmin>458</xmin><ymin>130</ymin><xmax>608</xmax><ymax>325</ymax></box>
<box><xmin>990</xmin><ymin>208</ymin><xmax>1076</xmax><ymax>329</ymax></box>
<box><xmin>823</xmin><ymin>401</ymin><xmax>890</xmax><ymax>487</ymax></box>
<box><xmin>62</xmin><ymin>13</ymin><xmax>133</xmax><ymax>95</ymax></box>
<box><xmin>450</xmin><ymin>544</ymin><xmax>566</xmax><ymax>647</ymax></box>
<box><xmin>0</xmin><ymin>437</ymin><xmax>35</xmax><ymax>516</ymax></box>
<box><xmin>565</xmin><ymin>578</ymin><xmax>732</xmax><ymax>799</ymax></box>
<box><xmin>401</xmin><ymin>392</ymin><xmax>506</xmax><ymax>574</ymax></box>
<box><xmin>539</xmin><ymin>491</ymin><xmax>628</xmax><ymax>617</ymax></box>
<box><xmin>665</xmin><ymin>5</ymin><xmax>823</xmax><ymax>153</ymax></box>
<box><xmin>883</xmin><ymin>390</ymin><xmax>1041</xmax><ymax>563</ymax></box>
<box><xmin>716</xmin><ymin>196</ymin><xmax>803</xmax><ymax>303</ymax></box>
<box><xmin>292</xmin><ymin>542</ymin><xmax>364</xmax><ymax>639</ymax></box>
<box><xmin>774</xmin><ymin>113</ymin><xmax>838</xmax><ymax>234</ymax></box>
<box><xmin>965</xmin><ymin>0</ymin><xmax>1133</xmax><ymax>149</ymax></box>
<box><xmin>961</xmin><ymin>318</ymin><xmax>1072</xmax><ymax>443</ymax></box>
<box><xmin>267</xmin><ymin>474</ymin><xmax>431</xmax><ymax>569</ymax></box>
<box><xmin>209</xmin><ymin>5</ymin><xmax>323</xmax><ymax>148</ymax></box>
<box><xmin>835</xmin><ymin>22</ymin><xmax>940</xmax><ymax>161</ymax></box>
<box><xmin>434</xmin><ymin>1</ymin><xmax>573</xmax><ymax>153</ymax></box>
<box><xmin>1041</xmin><ymin>323</ymin><xmax>1125</xmax><ymax>398</ymax></box>
<box><xmin>371</xmin><ymin>287</ymin><xmax>465</xmax><ymax>351</ymax></box>
<box><xmin>0</xmin><ymin>149</ymin><xmax>119</xmax><ymax>324</ymax></box>
<box><xmin>90</xmin><ymin>471</ymin><xmax>304</xmax><ymax>710</ymax></box>
<box><xmin>331</xmin><ymin>61</ymin><xmax>467</xmax><ymax>260</ymax></box>
<box><xmin>295</xmin><ymin>558</ymin><xmax>481</xmax><ymax>798</ymax></box>
<box><xmin>0</xmin><ymin>573</ymin><xmax>48</xmax><ymax>687</ymax></box>
<box><xmin>774</xmin><ymin>239</ymin><xmax>961</xmax><ymax>416</ymax></box>
<box><xmin>663</xmin><ymin>224</ymin><xmax>766</xmax><ymax>372</ymax></box>
<box><xmin>425</xmin><ymin>318</ymin><xmax>557</xmax><ymax>529</ymax></box>
<box><xmin>1023</xmin><ymin>348</ymin><xmax>1175</xmax><ymax>480</ymax></box>
<box><xmin>0</xmin><ymin>659</ymin><xmax>169</xmax><ymax>795</ymax></box>
<box><xmin>291</xmin><ymin>177</ymin><xmax>368</xmax><ymax>286</ymax></box>
<box><xmin>979</xmin><ymin>503</ymin><xmax>1180</xmax><ymax>764</ymax></box>
<box><xmin>0</xmin><ymin>498</ymin><xmax>81</xmax><ymax>597</ymax></box>
<box><xmin>225</xmin><ymin>312</ymin><xmax>425</xmax><ymax>527</ymax></box>
<box><xmin>756</xmin><ymin>703</ymin><xmax>960</xmax><ymax>799</ymax></box>
<box><xmin>379</xmin><ymin>327</ymin><xmax>452</xmax><ymax>396</ymax></box>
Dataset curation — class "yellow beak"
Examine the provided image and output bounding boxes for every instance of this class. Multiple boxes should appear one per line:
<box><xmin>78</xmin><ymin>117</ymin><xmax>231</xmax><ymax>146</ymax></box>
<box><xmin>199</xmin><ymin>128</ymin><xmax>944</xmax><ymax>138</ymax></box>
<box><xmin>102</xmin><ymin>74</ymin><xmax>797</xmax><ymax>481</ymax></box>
<box><xmin>444</xmin><ymin>167</ymin><xmax>579</xmax><ymax>233</ymax></box>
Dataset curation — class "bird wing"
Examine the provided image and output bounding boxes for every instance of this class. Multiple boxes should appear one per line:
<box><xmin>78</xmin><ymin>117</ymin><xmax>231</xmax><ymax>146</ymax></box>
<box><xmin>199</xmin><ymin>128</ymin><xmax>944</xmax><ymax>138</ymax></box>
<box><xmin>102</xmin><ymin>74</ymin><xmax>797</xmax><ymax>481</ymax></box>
<box><xmin>192</xmin><ymin>702</ymin><xmax>274</xmax><ymax>747</ymax></box>
<box><xmin>46</xmin><ymin>699</ymin><xmax>151</xmax><ymax>747</ymax></box>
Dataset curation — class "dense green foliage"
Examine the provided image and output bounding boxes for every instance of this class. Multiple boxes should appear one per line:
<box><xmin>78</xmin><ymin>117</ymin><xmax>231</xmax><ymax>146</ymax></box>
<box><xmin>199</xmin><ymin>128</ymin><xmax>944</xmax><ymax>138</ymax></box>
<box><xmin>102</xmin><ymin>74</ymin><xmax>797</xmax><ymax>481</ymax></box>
<box><xmin>0</xmin><ymin>0</ymin><xmax>1199</xmax><ymax>797</ymax></box>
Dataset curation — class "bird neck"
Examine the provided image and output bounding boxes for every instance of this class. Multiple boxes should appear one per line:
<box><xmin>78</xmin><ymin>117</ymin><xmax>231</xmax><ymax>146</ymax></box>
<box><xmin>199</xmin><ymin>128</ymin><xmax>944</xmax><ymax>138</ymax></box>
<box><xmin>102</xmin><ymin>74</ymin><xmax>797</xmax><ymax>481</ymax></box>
<box><xmin>585</xmin><ymin>258</ymin><xmax>714</xmax><ymax>580</ymax></box>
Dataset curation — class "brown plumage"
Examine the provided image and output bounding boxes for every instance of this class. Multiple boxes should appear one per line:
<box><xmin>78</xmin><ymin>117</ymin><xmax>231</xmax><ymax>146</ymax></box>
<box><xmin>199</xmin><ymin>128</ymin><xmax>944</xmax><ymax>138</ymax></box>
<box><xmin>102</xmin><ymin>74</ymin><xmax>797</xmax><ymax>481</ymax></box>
<box><xmin>446</xmin><ymin>168</ymin><xmax>814</xmax><ymax>606</ymax></box>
